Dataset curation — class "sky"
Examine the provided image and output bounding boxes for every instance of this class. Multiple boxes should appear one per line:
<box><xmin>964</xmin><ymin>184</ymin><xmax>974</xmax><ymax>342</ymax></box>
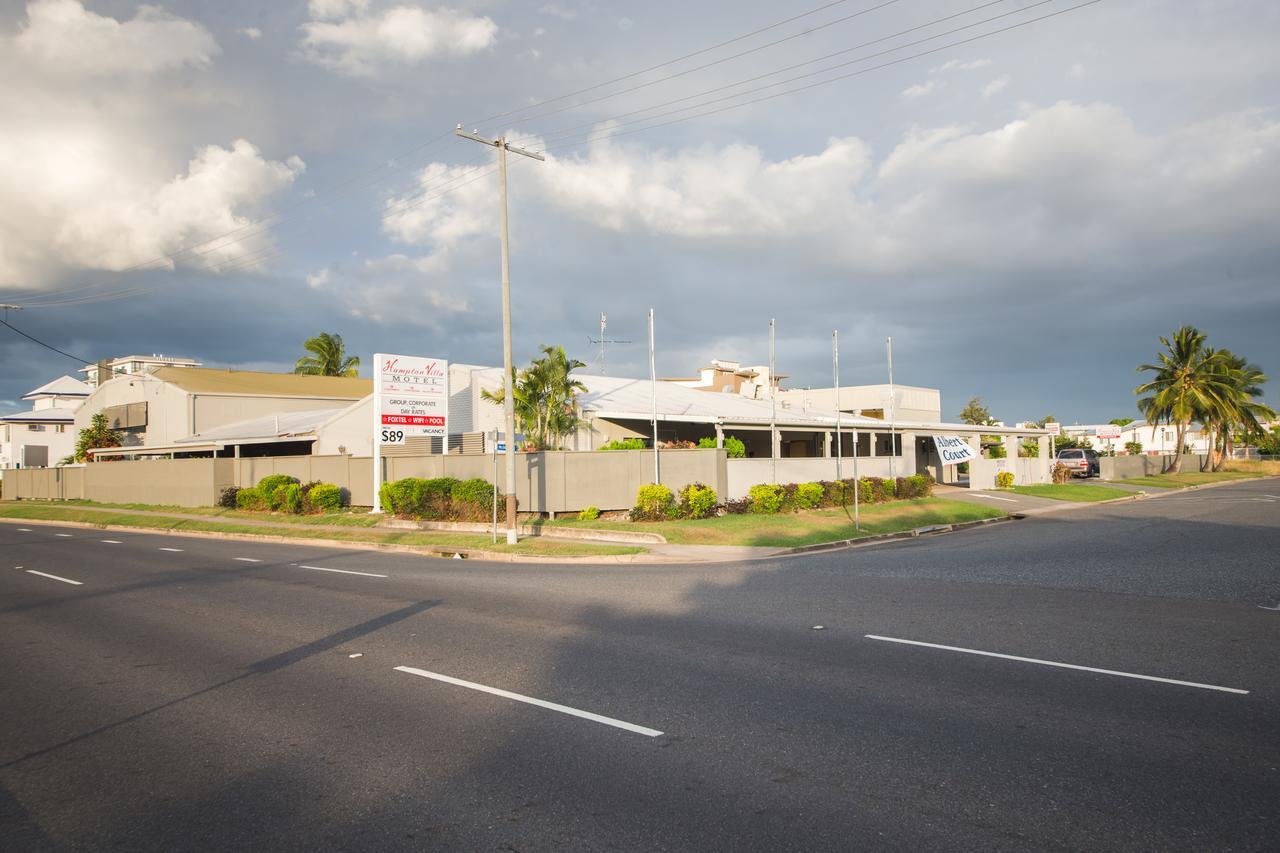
<box><xmin>1</xmin><ymin>0</ymin><xmax>1277</xmax><ymax>425</ymax></box>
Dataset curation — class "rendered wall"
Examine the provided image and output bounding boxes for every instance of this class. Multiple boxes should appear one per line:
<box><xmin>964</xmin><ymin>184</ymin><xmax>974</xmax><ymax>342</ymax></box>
<box><xmin>1099</xmin><ymin>454</ymin><xmax>1208</xmax><ymax>480</ymax></box>
<box><xmin>725</xmin><ymin>456</ymin><xmax>903</xmax><ymax>499</ymax></box>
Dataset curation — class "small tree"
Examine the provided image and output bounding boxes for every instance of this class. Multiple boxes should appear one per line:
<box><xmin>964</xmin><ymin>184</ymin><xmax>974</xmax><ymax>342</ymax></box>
<box><xmin>295</xmin><ymin>332</ymin><xmax>360</xmax><ymax>377</ymax></box>
<box><xmin>959</xmin><ymin>397</ymin><xmax>993</xmax><ymax>425</ymax></box>
<box><xmin>74</xmin><ymin>413</ymin><xmax>123</xmax><ymax>462</ymax></box>
<box><xmin>1124</xmin><ymin>440</ymin><xmax>1143</xmax><ymax>455</ymax></box>
<box><xmin>1109</xmin><ymin>418</ymin><xmax>1135</xmax><ymax>427</ymax></box>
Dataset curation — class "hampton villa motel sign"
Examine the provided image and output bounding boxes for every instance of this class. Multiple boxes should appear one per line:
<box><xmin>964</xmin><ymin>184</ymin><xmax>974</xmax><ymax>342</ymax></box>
<box><xmin>372</xmin><ymin>352</ymin><xmax>448</xmax><ymax>512</ymax></box>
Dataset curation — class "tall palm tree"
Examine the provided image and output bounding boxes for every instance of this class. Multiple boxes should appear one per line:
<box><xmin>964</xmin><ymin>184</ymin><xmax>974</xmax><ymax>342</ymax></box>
<box><xmin>1135</xmin><ymin>326</ymin><xmax>1233</xmax><ymax>473</ymax></box>
<box><xmin>295</xmin><ymin>332</ymin><xmax>360</xmax><ymax>377</ymax></box>
<box><xmin>482</xmin><ymin>345</ymin><xmax>587</xmax><ymax>450</ymax></box>
<box><xmin>1205</xmin><ymin>351</ymin><xmax>1274</xmax><ymax>470</ymax></box>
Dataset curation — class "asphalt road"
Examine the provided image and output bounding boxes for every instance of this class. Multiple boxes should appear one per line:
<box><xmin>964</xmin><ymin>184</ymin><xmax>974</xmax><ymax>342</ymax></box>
<box><xmin>2</xmin><ymin>480</ymin><xmax>1277</xmax><ymax>851</ymax></box>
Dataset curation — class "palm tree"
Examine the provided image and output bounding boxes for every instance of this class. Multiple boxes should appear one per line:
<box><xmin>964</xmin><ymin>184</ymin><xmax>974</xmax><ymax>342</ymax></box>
<box><xmin>1205</xmin><ymin>351</ymin><xmax>1274</xmax><ymax>470</ymax></box>
<box><xmin>482</xmin><ymin>345</ymin><xmax>587</xmax><ymax>450</ymax></box>
<box><xmin>295</xmin><ymin>332</ymin><xmax>360</xmax><ymax>377</ymax></box>
<box><xmin>1135</xmin><ymin>326</ymin><xmax>1233</xmax><ymax>474</ymax></box>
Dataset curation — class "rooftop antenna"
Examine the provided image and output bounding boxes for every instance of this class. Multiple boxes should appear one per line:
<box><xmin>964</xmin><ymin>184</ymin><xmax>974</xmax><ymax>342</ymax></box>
<box><xmin>587</xmin><ymin>312</ymin><xmax>630</xmax><ymax>375</ymax></box>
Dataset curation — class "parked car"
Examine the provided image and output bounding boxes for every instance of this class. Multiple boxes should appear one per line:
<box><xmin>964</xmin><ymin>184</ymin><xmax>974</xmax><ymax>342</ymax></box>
<box><xmin>1056</xmin><ymin>447</ymin><xmax>1100</xmax><ymax>478</ymax></box>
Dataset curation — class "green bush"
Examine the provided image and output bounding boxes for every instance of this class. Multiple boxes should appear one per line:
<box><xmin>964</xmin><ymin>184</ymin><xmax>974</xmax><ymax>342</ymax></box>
<box><xmin>1124</xmin><ymin>440</ymin><xmax>1143</xmax><ymax>455</ymax></box>
<box><xmin>599</xmin><ymin>438</ymin><xmax>646</xmax><ymax>451</ymax></box>
<box><xmin>723</xmin><ymin>436</ymin><xmax>746</xmax><ymax>458</ymax></box>
<box><xmin>257</xmin><ymin>473</ymin><xmax>299</xmax><ymax>498</ymax></box>
<box><xmin>995</xmin><ymin>471</ymin><xmax>1015</xmax><ymax>488</ymax></box>
<box><xmin>379</xmin><ymin>481</ymin><xmax>396</xmax><ymax>513</ymax></box>
<box><xmin>282</xmin><ymin>483</ymin><xmax>304</xmax><ymax>514</ymax></box>
<box><xmin>677</xmin><ymin>482</ymin><xmax>718</xmax><ymax>519</ymax></box>
<box><xmin>451</xmin><ymin>478</ymin><xmax>496</xmax><ymax>521</ymax></box>
<box><xmin>794</xmin><ymin>482</ymin><xmax>824</xmax><ymax>510</ymax></box>
<box><xmin>235</xmin><ymin>487</ymin><xmax>265</xmax><ymax>511</ymax></box>
<box><xmin>747</xmin><ymin>483</ymin><xmax>784</xmax><ymax>514</ymax></box>
<box><xmin>631</xmin><ymin>483</ymin><xmax>675</xmax><ymax>521</ymax></box>
<box><xmin>218</xmin><ymin>487</ymin><xmax>240</xmax><ymax>509</ymax></box>
<box><xmin>897</xmin><ymin>473</ymin><xmax>933</xmax><ymax>499</ymax></box>
<box><xmin>307</xmin><ymin>483</ymin><xmax>343</xmax><ymax>512</ymax></box>
<box><xmin>578</xmin><ymin>506</ymin><xmax>601</xmax><ymax>521</ymax></box>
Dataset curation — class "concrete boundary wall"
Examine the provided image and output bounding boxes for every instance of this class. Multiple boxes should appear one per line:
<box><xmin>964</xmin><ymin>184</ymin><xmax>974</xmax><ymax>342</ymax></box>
<box><xmin>726</xmin><ymin>457</ymin><xmax>898</xmax><ymax>500</ymax></box>
<box><xmin>3</xmin><ymin>449</ymin><xmax>727</xmax><ymax>513</ymax></box>
<box><xmin>1099</xmin><ymin>454</ymin><xmax>1208</xmax><ymax>480</ymax></box>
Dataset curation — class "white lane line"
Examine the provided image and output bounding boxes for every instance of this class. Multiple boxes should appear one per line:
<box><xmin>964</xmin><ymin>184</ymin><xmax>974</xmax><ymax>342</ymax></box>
<box><xmin>101</xmin><ymin>539</ymin><xmax>123</xmax><ymax>544</ymax></box>
<box><xmin>54</xmin><ymin>533</ymin><xmax>73</xmax><ymax>538</ymax></box>
<box><xmin>16</xmin><ymin>528</ymin><xmax>32</xmax><ymax>532</ymax></box>
<box><xmin>395</xmin><ymin>666</ymin><xmax>664</xmax><ymax>737</ymax></box>
<box><xmin>232</xmin><ymin>557</ymin><xmax>261</xmax><ymax>563</ymax></box>
<box><xmin>159</xmin><ymin>547</ymin><xmax>184</xmax><ymax>552</ymax></box>
<box><xmin>971</xmin><ymin>493</ymin><xmax>1018</xmax><ymax>503</ymax></box>
<box><xmin>26</xmin><ymin>570</ymin><xmax>83</xmax><ymax>586</ymax></box>
<box><xmin>298</xmin><ymin>564</ymin><xmax>388</xmax><ymax>579</ymax></box>
<box><xmin>864</xmin><ymin>635</ymin><xmax>1249</xmax><ymax>695</ymax></box>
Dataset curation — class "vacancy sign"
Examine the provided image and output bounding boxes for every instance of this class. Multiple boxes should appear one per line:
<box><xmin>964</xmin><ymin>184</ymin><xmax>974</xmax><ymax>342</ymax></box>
<box><xmin>375</xmin><ymin>353</ymin><xmax>448</xmax><ymax>444</ymax></box>
<box><xmin>1095</xmin><ymin>424</ymin><xmax>1122</xmax><ymax>439</ymax></box>
<box><xmin>933</xmin><ymin>435</ymin><xmax>977</xmax><ymax>465</ymax></box>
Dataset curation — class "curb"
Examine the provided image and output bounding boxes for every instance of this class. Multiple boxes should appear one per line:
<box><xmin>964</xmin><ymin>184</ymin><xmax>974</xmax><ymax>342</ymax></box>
<box><xmin>0</xmin><ymin>516</ymin><xmax>659</xmax><ymax>565</ymax></box>
<box><xmin>780</xmin><ymin>515</ymin><xmax>1016</xmax><ymax>556</ymax></box>
<box><xmin>379</xmin><ymin>517</ymin><xmax>667</xmax><ymax>545</ymax></box>
<box><xmin>1009</xmin><ymin>473</ymin><xmax>1278</xmax><ymax>516</ymax></box>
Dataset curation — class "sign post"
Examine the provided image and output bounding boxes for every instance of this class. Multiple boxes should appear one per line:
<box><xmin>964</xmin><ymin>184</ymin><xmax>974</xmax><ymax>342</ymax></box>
<box><xmin>932</xmin><ymin>435</ymin><xmax>978</xmax><ymax>466</ymax></box>
<box><xmin>371</xmin><ymin>353</ymin><xmax>448</xmax><ymax>513</ymax></box>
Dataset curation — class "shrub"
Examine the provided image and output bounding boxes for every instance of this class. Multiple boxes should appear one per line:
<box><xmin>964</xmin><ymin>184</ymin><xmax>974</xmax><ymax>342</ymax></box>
<box><xmin>307</xmin><ymin>483</ymin><xmax>343</xmax><ymax>512</ymax></box>
<box><xmin>1124</xmin><ymin>441</ymin><xmax>1143</xmax><ymax>456</ymax></box>
<box><xmin>282</xmin><ymin>483</ymin><xmax>304</xmax><ymax>514</ymax></box>
<box><xmin>379</xmin><ymin>481</ymin><xmax>397</xmax><ymax>513</ymax></box>
<box><xmin>995</xmin><ymin>471</ymin><xmax>1015</xmax><ymax>489</ymax></box>
<box><xmin>747</xmin><ymin>483</ymin><xmax>784</xmax><ymax>514</ymax></box>
<box><xmin>677</xmin><ymin>482</ymin><xmax>718</xmax><ymax>519</ymax></box>
<box><xmin>723</xmin><ymin>436</ymin><xmax>746</xmax><ymax>458</ymax></box>
<box><xmin>631</xmin><ymin>483</ymin><xmax>675</xmax><ymax>521</ymax></box>
<box><xmin>721</xmin><ymin>497</ymin><xmax>752</xmax><ymax>514</ymax></box>
<box><xmin>451</xmin><ymin>478</ymin><xmax>496</xmax><ymax>521</ymax></box>
<box><xmin>696</xmin><ymin>437</ymin><xmax>716</xmax><ymax>449</ymax></box>
<box><xmin>1052</xmin><ymin>462</ymin><xmax>1072</xmax><ymax>484</ymax></box>
<box><xmin>794</xmin><ymin>482</ymin><xmax>824</xmax><ymax>510</ymax></box>
<box><xmin>599</xmin><ymin>438</ymin><xmax>646</xmax><ymax>451</ymax></box>
<box><xmin>899</xmin><ymin>473</ymin><xmax>933</xmax><ymax>499</ymax></box>
<box><xmin>218</xmin><ymin>487</ymin><xmax>240</xmax><ymax>509</ymax></box>
<box><xmin>256</xmin><ymin>474</ymin><xmax>299</xmax><ymax>498</ymax></box>
<box><xmin>820</xmin><ymin>480</ymin><xmax>849</xmax><ymax>507</ymax></box>
<box><xmin>235</xmin><ymin>487</ymin><xmax>266</xmax><ymax>511</ymax></box>
<box><xmin>579</xmin><ymin>506</ymin><xmax>601</xmax><ymax>521</ymax></box>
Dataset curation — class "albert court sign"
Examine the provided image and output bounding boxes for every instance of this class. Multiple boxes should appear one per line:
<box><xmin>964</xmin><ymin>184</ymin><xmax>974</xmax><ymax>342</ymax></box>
<box><xmin>374</xmin><ymin>353</ymin><xmax>448</xmax><ymax>445</ymax></box>
<box><xmin>933</xmin><ymin>435</ymin><xmax>977</xmax><ymax>465</ymax></box>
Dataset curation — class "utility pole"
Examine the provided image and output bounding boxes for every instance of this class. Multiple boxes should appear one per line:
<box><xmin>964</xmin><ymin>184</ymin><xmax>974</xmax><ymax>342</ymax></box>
<box><xmin>648</xmin><ymin>308</ymin><xmax>660</xmax><ymax>485</ymax></box>
<box><xmin>587</xmin><ymin>312</ymin><xmax>630</xmax><ymax>375</ymax></box>
<box><xmin>770</xmin><ymin>318</ymin><xmax>778</xmax><ymax>484</ymax></box>
<box><xmin>886</xmin><ymin>336</ymin><xmax>897</xmax><ymax>481</ymax></box>
<box><xmin>455</xmin><ymin>125</ymin><xmax>545</xmax><ymax>544</ymax></box>
<box><xmin>833</xmin><ymin>330</ymin><xmax>842</xmax><ymax>483</ymax></box>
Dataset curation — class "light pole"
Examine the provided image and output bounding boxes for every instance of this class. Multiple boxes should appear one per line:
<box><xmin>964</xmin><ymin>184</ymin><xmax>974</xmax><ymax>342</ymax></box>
<box><xmin>455</xmin><ymin>126</ymin><xmax>544</xmax><ymax>544</ymax></box>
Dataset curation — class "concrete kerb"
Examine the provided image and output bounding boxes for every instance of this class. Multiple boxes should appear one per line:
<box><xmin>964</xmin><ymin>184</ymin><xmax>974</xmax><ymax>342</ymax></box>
<box><xmin>779</xmin><ymin>515</ymin><xmax>1018</xmax><ymax>557</ymax></box>
<box><xmin>1007</xmin><ymin>474</ymin><xmax>1278</xmax><ymax>517</ymax></box>
<box><xmin>378</xmin><ymin>517</ymin><xmax>667</xmax><ymax>545</ymax></box>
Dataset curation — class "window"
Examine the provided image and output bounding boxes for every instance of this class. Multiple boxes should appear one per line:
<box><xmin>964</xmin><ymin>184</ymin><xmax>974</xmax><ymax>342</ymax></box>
<box><xmin>27</xmin><ymin>423</ymin><xmax>44</xmax><ymax>432</ymax></box>
<box><xmin>56</xmin><ymin>424</ymin><xmax>66</xmax><ymax>433</ymax></box>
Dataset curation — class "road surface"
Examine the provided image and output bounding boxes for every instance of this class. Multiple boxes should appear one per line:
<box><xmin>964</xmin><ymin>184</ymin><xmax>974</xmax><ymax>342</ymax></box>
<box><xmin>2</xmin><ymin>480</ymin><xmax>1277</xmax><ymax>850</ymax></box>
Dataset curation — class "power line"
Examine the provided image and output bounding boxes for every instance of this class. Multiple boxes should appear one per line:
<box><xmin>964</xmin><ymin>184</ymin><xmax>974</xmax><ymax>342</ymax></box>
<box><xmin>0</xmin><ymin>318</ymin><xmax>93</xmax><ymax>366</ymax></box>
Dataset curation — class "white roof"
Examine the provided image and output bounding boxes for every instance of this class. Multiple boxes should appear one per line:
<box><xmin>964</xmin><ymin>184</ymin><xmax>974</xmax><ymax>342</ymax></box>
<box><xmin>173</xmin><ymin>407</ymin><xmax>347</xmax><ymax>444</ymax></box>
<box><xmin>0</xmin><ymin>406</ymin><xmax>78</xmax><ymax>423</ymax></box>
<box><xmin>24</xmin><ymin>375</ymin><xmax>92</xmax><ymax>399</ymax></box>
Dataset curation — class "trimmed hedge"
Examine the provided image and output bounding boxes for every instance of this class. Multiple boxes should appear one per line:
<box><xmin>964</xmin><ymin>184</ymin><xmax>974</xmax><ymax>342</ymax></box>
<box><xmin>235</xmin><ymin>478</ymin><xmax>345</xmax><ymax>515</ymax></box>
<box><xmin>599</xmin><ymin>438</ymin><xmax>646</xmax><ymax>451</ymax></box>
<box><xmin>235</xmin><ymin>487</ymin><xmax>266</xmax><ymax>511</ymax></box>
<box><xmin>307</xmin><ymin>483</ymin><xmax>344</xmax><ymax>512</ymax></box>
<box><xmin>677</xmin><ymin>482</ymin><xmax>718</xmax><ymax>519</ymax></box>
<box><xmin>731</xmin><ymin>473</ymin><xmax>934</xmax><ymax>515</ymax></box>
<box><xmin>379</xmin><ymin>476</ymin><xmax>499</xmax><ymax>521</ymax></box>
<box><xmin>631</xmin><ymin>483</ymin><xmax>675</xmax><ymax>521</ymax></box>
<box><xmin>995</xmin><ymin>471</ymin><xmax>1015</xmax><ymax>488</ymax></box>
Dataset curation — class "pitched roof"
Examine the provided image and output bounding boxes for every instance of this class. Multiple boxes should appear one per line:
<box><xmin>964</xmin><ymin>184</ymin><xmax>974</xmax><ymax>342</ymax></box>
<box><xmin>0</xmin><ymin>406</ymin><xmax>78</xmax><ymax>423</ymax></box>
<box><xmin>173</xmin><ymin>406</ymin><xmax>348</xmax><ymax>444</ymax></box>
<box><xmin>24</xmin><ymin>375</ymin><xmax>92</xmax><ymax>399</ymax></box>
<box><xmin>148</xmin><ymin>366</ymin><xmax>371</xmax><ymax>398</ymax></box>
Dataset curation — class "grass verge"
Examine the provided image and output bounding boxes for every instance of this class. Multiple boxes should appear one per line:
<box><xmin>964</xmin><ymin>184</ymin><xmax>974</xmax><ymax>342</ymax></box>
<box><xmin>1114</xmin><ymin>470</ymin><xmax>1262</xmax><ymax>489</ymax></box>
<box><xmin>61</xmin><ymin>500</ymin><xmax>381</xmax><ymax>527</ymax></box>
<box><xmin>547</xmin><ymin>498</ymin><xmax>1005</xmax><ymax>548</ymax></box>
<box><xmin>0</xmin><ymin>504</ymin><xmax>640</xmax><ymax>557</ymax></box>
<box><xmin>1007</xmin><ymin>484</ymin><xmax>1131</xmax><ymax>502</ymax></box>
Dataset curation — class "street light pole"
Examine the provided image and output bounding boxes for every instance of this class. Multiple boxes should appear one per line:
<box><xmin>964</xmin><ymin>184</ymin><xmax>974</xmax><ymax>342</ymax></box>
<box><xmin>833</xmin><ymin>330</ymin><xmax>842</xmax><ymax>483</ymax></box>
<box><xmin>770</xmin><ymin>318</ymin><xmax>778</xmax><ymax>484</ymax></box>
<box><xmin>455</xmin><ymin>126</ymin><xmax>545</xmax><ymax>544</ymax></box>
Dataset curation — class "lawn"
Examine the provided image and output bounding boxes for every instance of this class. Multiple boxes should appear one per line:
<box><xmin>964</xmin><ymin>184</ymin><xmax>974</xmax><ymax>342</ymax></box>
<box><xmin>62</xmin><ymin>499</ymin><xmax>381</xmax><ymax>527</ymax></box>
<box><xmin>1114</xmin><ymin>470</ymin><xmax>1263</xmax><ymax>489</ymax></box>
<box><xmin>547</xmin><ymin>498</ymin><xmax>1006</xmax><ymax>548</ymax></box>
<box><xmin>0</xmin><ymin>503</ymin><xmax>640</xmax><ymax>557</ymax></box>
<box><xmin>1007</xmin><ymin>484</ymin><xmax>1131</xmax><ymax>502</ymax></box>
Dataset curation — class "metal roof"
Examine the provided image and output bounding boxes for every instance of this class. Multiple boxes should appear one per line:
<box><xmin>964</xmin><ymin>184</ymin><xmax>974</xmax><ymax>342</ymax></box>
<box><xmin>23</xmin><ymin>375</ymin><xmax>92</xmax><ymax>399</ymax></box>
<box><xmin>0</xmin><ymin>406</ymin><xmax>78</xmax><ymax>423</ymax></box>
<box><xmin>148</xmin><ymin>366</ymin><xmax>371</xmax><ymax>398</ymax></box>
<box><xmin>172</xmin><ymin>407</ymin><xmax>348</xmax><ymax>444</ymax></box>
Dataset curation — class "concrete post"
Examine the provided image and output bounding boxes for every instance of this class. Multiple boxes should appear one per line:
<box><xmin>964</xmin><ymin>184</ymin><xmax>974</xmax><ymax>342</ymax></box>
<box><xmin>866</xmin><ymin>432</ymin><xmax>878</xmax><ymax>459</ymax></box>
<box><xmin>772</xmin><ymin>429</ymin><xmax>781</xmax><ymax>461</ymax></box>
<box><xmin>823</xmin><ymin>431</ymin><xmax>832</xmax><ymax>458</ymax></box>
<box><xmin>1002</xmin><ymin>434</ymin><xmax>1018</xmax><ymax>461</ymax></box>
<box><xmin>715</xmin><ymin>423</ymin><xmax>724</xmax><ymax>449</ymax></box>
<box><xmin>900</xmin><ymin>432</ymin><xmax>916</xmax><ymax>475</ymax></box>
<box><xmin>1040</xmin><ymin>435</ymin><xmax>1052</xmax><ymax>481</ymax></box>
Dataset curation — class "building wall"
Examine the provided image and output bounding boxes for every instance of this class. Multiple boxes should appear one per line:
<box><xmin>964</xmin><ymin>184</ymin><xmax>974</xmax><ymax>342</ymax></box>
<box><xmin>776</xmin><ymin>385</ymin><xmax>942</xmax><ymax>423</ymax></box>
<box><xmin>73</xmin><ymin>374</ymin><xmax>189</xmax><ymax>448</ymax></box>
<box><xmin>0</xmin><ymin>422</ymin><xmax>77</xmax><ymax>468</ymax></box>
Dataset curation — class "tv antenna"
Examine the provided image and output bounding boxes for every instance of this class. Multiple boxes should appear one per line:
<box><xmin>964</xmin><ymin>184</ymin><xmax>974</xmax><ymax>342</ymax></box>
<box><xmin>587</xmin><ymin>312</ymin><xmax>630</xmax><ymax>375</ymax></box>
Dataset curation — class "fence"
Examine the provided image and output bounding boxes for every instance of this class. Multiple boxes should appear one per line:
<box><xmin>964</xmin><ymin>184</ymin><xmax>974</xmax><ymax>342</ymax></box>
<box><xmin>968</xmin><ymin>456</ymin><xmax>1050</xmax><ymax>489</ymax></box>
<box><xmin>2</xmin><ymin>449</ymin><xmax>727</xmax><ymax>514</ymax></box>
<box><xmin>1098</xmin><ymin>454</ymin><xmax>1208</xmax><ymax>480</ymax></box>
<box><xmin>724</xmin><ymin>457</ymin><xmax>899</xmax><ymax>500</ymax></box>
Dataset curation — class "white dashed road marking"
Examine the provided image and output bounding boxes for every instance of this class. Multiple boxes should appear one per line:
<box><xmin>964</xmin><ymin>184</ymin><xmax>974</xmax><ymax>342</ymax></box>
<box><xmin>865</xmin><ymin>635</ymin><xmax>1248</xmax><ymax>695</ymax></box>
<box><xmin>233</xmin><ymin>557</ymin><xmax>262</xmax><ymax>563</ymax></box>
<box><xmin>54</xmin><ymin>533</ymin><xmax>73</xmax><ymax>538</ymax></box>
<box><xmin>101</xmin><ymin>540</ymin><xmax>123</xmax><ymax>544</ymax></box>
<box><xmin>395</xmin><ymin>666</ymin><xmax>664</xmax><ymax>737</ymax></box>
<box><xmin>16</xmin><ymin>528</ymin><xmax>32</xmax><ymax>532</ymax></box>
<box><xmin>159</xmin><ymin>547</ymin><xmax>184</xmax><ymax>552</ymax></box>
<box><xmin>971</xmin><ymin>494</ymin><xmax>1018</xmax><ymax>503</ymax></box>
<box><xmin>26</xmin><ymin>570</ymin><xmax>83</xmax><ymax>586</ymax></box>
<box><xmin>298</xmin><ymin>565</ymin><xmax>388</xmax><ymax>579</ymax></box>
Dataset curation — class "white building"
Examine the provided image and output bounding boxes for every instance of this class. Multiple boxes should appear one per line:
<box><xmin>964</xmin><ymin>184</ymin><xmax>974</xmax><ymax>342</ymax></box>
<box><xmin>0</xmin><ymin>375</ymin><xmax>93</xmax><ymax>468</ymax></box>
<box><xmin>81</xmin><ymin>354</ymin><xmax>202</xmax><ymax>386</ymax></box>
<box><xmin>1060</xmin><ymin>422</ymin><xmax>1209</xmax><ymax>455</ymax></box>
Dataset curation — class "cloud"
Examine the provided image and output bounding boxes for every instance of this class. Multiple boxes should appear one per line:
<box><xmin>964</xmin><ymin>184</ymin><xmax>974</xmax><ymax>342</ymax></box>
<box><xmin>13</xmin><ymin>0</ymin><xmax>219</xmax><ymax>75</ymax></box>
<box><xmin>933</xmin><ymin>58</ymin><xmax>992</xmax><ymax>73</ymax></box>
<box><xmin>304</xmin><ymin>254</ymin><xmax>470</xmax><ymax>325</ymax></box>
<box><xmin>0</xmin><ymin>3</ymin><xmax>303</xmax><ymax>288</ymax></box>
<box><xmin>1068</xmin><ymin>63</ymin><xmax>1087</xmax><ymax>79</ymax></box>
<box><xmin>901</xmin><ymin>80</ymin><xmax>943</xmax><ymax>99</ymax></box>
<box><xmin>239</xmin><ymin>26</ymin><xmax>262</xmax><ymax>40</ymax></box>
<box><xmin>981</xmin><ymin>75</ymin><xmax>1011</xmax><ymax>98</ymax></box>
<box><xmin>299</xmin><ymin>2</ymin><xmax>498</xmax><ymax>77</ymax></box>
